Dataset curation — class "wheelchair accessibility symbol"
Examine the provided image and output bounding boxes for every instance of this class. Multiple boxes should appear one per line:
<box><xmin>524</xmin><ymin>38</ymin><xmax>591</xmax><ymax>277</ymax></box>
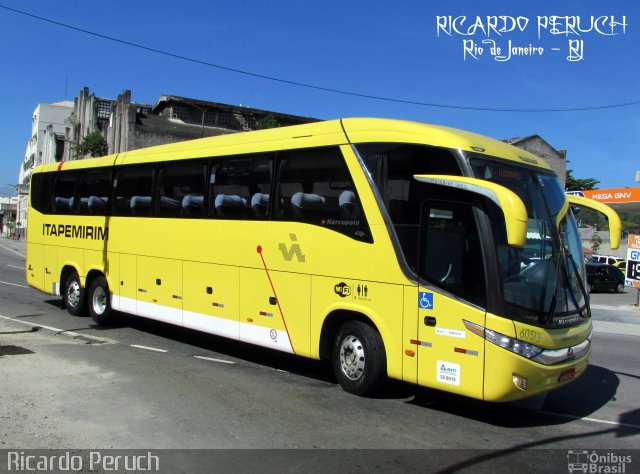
<box><xmin>419</xmin><ymin>292</ymin><xmax>433</xmax><ymax>310</ymax></box>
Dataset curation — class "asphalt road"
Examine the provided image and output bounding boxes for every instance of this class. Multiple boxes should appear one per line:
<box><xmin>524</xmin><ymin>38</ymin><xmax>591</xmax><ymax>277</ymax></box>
<box><xmin>0</xmin><ymin>237</ymin><xmax>638</xmax><ymax>471</ymax></box>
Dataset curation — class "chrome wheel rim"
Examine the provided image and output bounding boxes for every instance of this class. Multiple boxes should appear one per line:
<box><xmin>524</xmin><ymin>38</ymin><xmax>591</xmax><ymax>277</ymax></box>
<box><xmin>339</xmin><ymin>335</ymin><xmax>365</xmax><ymax>380</ymax></box>
<box><xmin>92</xmin><ymin>286</ymin><xmax>107</xmax><ymax>315</ymax></box>
<box><xmin>67</xmin><ymin>281</ymin><xmax>81</xmax><ymax>308</ymax></box>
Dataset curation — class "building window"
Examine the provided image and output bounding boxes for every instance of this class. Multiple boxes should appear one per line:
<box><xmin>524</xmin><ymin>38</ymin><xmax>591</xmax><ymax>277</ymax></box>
<box><xmin>96</xmin><ymin>100</ymin><xmax>112</xmax><ymax>120</ymax></box>
<box><xmin>217</xmin><ymin>111</ymin><xmax>230</xmax><ymax>127</ymax></box>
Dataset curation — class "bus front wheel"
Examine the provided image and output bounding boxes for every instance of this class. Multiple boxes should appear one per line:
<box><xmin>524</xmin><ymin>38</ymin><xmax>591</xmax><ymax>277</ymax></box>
<box><xmin>63</xmin><ymin>271</ymin><xmax>86</xmax><ymax>316</ymax></box>
<box><xmin>332</xmin><ymin>321</ymin><xmax>386</xmax><ymax>396</ymax></box>
<box><xmin>88</xmin><ymin>276</ymin><xmax>113</xmax><ymax>325</ymax></box>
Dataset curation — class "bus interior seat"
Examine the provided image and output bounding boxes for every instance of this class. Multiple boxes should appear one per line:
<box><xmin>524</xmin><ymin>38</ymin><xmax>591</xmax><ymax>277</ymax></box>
<box><xmin>130</xmin><ymin>196</ymin><xmax>152</xmax><ymax>215</ymax></box>
<box><xmin>54</xmin><ymin>197</ymin><xmax>72</xmax><ymax>212</ymax></box>
<box><xmin>291</xmin><ymin>192</ymin><xmax>326</xmax><ymax>219</ymax></box>
<box><xmin>424</xmin><ymin>228</ymin><xmax>465</xmax><ymax>286</ymax></box>
<box><xmin>88</xmin><ymin>196</ymin><xmax>108</xmax><ymax>213</ymax></box>
<box><xmin>69</xmin><ymin>197</ymin><xmax>89</xmax><ymax>212</ymax></box>
<box><xmin>251</xmin><ymin>193</ymin><xmax>269</xmax><ymax>217</ymax></box>
<box><xmin>114</xmin><ymin>196</ymin><xmax>131</xmax><ymax>212</ymax></box>
<box><xmin>182</xmin><ymin>195</ymin><xmax>204</xmax><ymax>216</ymax></box>
<box><xmin>338</xmin><ymin>190</ymin><xmax>358</xmax><ymax>218</ymax></box>
<box><xmin>160</xmin><ymin>196</ymin><xmax>181</xmax><ymax>211</ymax></box>
<box><xmin>215</xmin><ymin>194</ymin><xmax>248</xmax><ymax>217</ymax></box>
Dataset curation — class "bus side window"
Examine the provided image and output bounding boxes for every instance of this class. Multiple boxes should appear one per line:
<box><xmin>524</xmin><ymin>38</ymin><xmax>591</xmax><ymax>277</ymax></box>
<box><xmin>156</xmin><ymin>159</ymin><xmax>207</xmax><ymax>218</ymax></box>
<box><xmin>274</xmin><ymin>147</ymin><xmax>371</xmax><ymax>242</ymax></box>
<box><xmin>52</xmin><ymin>171</ymin><xmax>79</xmax><ymax>215</ymax></box>
<box><xmin>208</xmin><ymin>154</ymin><xmax>273</xmax><ymax>220</ymax></box>
<box><xmin>30</xmin><ymin>173</ymin><xmax>52</xmax><ymax>214</ymax></box>
<box><xmin>112</xmin><ymin>165</ymin><xmax>154</xmax><ymax>217</ymax></box>
<box><xmin>77</xmin><ymin>168</ymin><xmax>112</xmax><ymax>216</ymax></box>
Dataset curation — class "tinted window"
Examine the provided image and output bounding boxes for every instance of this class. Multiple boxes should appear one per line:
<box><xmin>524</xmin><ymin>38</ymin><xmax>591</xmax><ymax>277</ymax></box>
<box><xmin>209</xmin><ymin>154</ymin><xmax>273</xmax><ymax>219</ymax></box>
<box><xmin>52</xmin><ymin>171</ymin><xmax>79</xmax><ymax>214</ymax></box>
<box><xmin>274</xmin><ymin>147</ymin><xmax>371</xmax><ymax>242</ymax></box>
<box><xmin>30</xmin><ymin>173</ymin><xmax>52</xmax><ymax>214</ymax></box>
<box><xmin>157</xmin><ymin>160</ymin><xmax>208</xmax><ymax>218</ymax></box>
<box><xmin>77</xmin><ymin>168</ymin><xmax>112</xmax><ymax>215</ymax></box>
<box><xmin>356</xmin><ymin>143</ymin><xmax>462</xmax><ymax>260</ymax></box>
<box><xmin>420</xmin><ymin>202</ymin><xmax>485</xmax><ymax>307</ymax></box>
<box><xmin>356</xmin><ymin>143</ymin><xmax>462</xmax><ymax>225</ymax></box>
<box><xmin>112</xmin><ymin>165</ymin><xmax>154</xmax><ymax>216</ymax></box>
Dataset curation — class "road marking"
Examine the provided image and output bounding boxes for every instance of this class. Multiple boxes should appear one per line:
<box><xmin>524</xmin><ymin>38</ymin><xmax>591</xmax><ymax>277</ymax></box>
<box><xmin>0</xmin><ymin>313</ymin><xmax>64</xmax><ymax>332</ymax></box>
<box><xmin>194</xmin><ymin>355</ymin><xmax>236</xmax><ymax>364</ymax></box>
<box><xmin>0</xmin><ymin>280</ymin><xmax>29</xmax><ymax>288</ymax></box>
<box><xmin>7</xmin><ymin>264</ymin><xmax>26</xmax><ymax>270</ymax></box>
<box><xmin>0</xmin><ymin>243</ymin><xmax>26</xmax><ymax>258</ymax></box>
<box><xmin>539</xmin><ymin>410</ymin><xmax>640</xmax><ymax>430</ymax></box>
<box><xmin>0</xmin><ymin>314</ymin><xmax>114</xmax><ymax>344</ymax></box>
<box><xmin>130</xmin><ymin>344</ymin><xmax>168</xmax><ymax>353</ymax></box>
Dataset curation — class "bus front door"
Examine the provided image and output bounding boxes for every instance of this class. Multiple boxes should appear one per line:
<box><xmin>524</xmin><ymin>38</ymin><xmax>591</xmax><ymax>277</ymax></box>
<box><xmin>415</xmin><ymin>200</ymin><xmax>486</xmax><ymax>399</ymax></box>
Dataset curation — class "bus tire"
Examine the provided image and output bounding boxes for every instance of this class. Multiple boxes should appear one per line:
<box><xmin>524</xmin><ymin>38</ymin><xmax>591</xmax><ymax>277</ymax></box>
<box><xmin>63</xmin><ymin>270</ymin><xmax>86</xmax><ymax>316</ymax></box>
<box><xmin>332</xmin><ymin>320</ymin><xmax>386</xmax><ymax>396</ymax></box>
<box><xmin>88</xmin><ymin>276</ymin><xmax>113</xmax><ymax>324</ymax></box>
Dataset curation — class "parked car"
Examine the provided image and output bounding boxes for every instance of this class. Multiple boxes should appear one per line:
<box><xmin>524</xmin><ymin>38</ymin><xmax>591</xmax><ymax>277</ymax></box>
<box><xmin>614</xmin><ymin>260</ymin><xmax>627</xmax><ymax>272</ymax></box>
<box><xmin>585</xmin><ymin>263</ymin><xmax>625</xmax><ymax>293</ymax></box>
<box><xmin>590</xmin><ymin>255</ymin><xmax>625</xmax><ymax>265</ymax></box>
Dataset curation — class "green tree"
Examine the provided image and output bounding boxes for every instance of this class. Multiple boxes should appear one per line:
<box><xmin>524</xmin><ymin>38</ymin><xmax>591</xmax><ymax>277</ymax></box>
<box><xmin>591</xmin><ymin>230</ymin><xmax>602</xmax><ymax>252</ymax></box>
<box><xmin>565</xmin><ymin>169</ymin><xmax>599</xmax><ymax>191</ymax></box>
<box><xmin>254</xmin><ymin>114</ymin><xmax>279</xmax><ymax>130</ymax></box>
<box><xmin>75</xmin><ymin>131</ymin><xmax>108</xmax><ymax>158</ymax></box>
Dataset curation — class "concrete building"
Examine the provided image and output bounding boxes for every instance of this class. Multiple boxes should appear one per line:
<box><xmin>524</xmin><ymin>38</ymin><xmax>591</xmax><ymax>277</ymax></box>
<box><xmin>578</xmin><ymin>227</ymin><xmax>625</xmax><ymax>258</ymax></box>
<box><xmin>65</xmin><ymin>87</ymin><xmax>318</xmax><ymax>159</ymax></box>
<box><xmin>17</xmin><ymin>100</ymin><xmax>74</xmax><ymax>230</ymax></box>
<box><xmin>63</xmin><ymin>87</ymin><xmax>116</xmax><ymax>161</ymax></box>
<box><xmin>0</xmin><ymin>197</ymin><xmax>18</xmax><ymax>237</ymax></box>
<box><xmin>504</xmin><ymin>135</ymin><xmax>568</xmax><ymax>188</ymax></box>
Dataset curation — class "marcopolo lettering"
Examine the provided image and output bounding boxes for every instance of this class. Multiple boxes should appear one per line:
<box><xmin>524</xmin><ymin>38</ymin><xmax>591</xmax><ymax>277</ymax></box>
<box><xmin>42</xmin><ymin>223</ymin><xmax>109</xmax><ymax>241</ymax></box>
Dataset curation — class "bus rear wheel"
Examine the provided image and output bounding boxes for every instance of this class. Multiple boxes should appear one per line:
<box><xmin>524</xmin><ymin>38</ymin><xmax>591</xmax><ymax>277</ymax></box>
<box><xmin>63</xmin><ymin>271</ymin><xmax>86</xmax><ymax>316</ymax></box>
<box><xmin>88</xmin><ymin>276</ymin><xmax>113</xmax><ymax>324</ymax></box>
<box><xmin>332</xmin><ymin>321</ymin><xmax>386</xmax><ymax>396</ymax></box>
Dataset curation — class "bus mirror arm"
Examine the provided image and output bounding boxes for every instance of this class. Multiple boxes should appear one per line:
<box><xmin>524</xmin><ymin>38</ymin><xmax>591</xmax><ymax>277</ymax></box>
<box><xmin>413</xmin><ymin>174</ymin><xmax>528</xmax><ymax>248</ymax></box>
<box><xmin>565</xmin><ymin>195</ymin><xmax>622</xmax><ymax>250</ymax></box>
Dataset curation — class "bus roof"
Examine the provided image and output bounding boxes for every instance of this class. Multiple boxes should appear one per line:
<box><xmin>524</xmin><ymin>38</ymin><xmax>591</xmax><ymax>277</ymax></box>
<box><xmin>35</xmin><ymin>118</ymin><xmax>551</xmax><ymax>172</ymax></box>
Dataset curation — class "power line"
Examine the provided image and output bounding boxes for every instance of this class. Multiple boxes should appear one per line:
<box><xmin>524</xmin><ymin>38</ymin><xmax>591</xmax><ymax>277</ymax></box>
<box><xmin>2</xmin><ymin>3</ymin><xmax>639</xmax><ymax>113</ymax></box>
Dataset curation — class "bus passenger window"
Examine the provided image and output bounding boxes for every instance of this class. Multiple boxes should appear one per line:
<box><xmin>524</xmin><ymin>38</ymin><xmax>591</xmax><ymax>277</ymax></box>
<box><xmin>52</xmin><ymin>171</ymin><xmax>79</xmax><ymax>214</ymax></box>
<box><xmin>112</xmin><ymin>165</ymin><xmax>154</xmax><ymax>217</ymax></box>
<box><xmin>156</xmin><ymin>160</ymin><xmax>207</xmax><ymax>218</ymax></box>
<box><xmin>274</xmin><ymin>146</ymin><xmax>372</xmax><ymax>242</ymax></box>
<box><xmin>208</xmin><ymin>154</ymin><xmax>273</xmax><ymax>220</ymax></box>
<box><xmin>30</xmin><ymin>173</ymin><xmax>52</xmax><ymax>214</ymax></box>
<box><xmin>77</xmin><ymin>168</ymin><xmax>111</xmax><ymax>216</ymax></box>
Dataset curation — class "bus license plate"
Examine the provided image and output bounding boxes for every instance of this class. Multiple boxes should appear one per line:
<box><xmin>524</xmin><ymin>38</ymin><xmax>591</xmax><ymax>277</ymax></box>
<box><xmin>558</xmin><ymin>368</ymin><xmax>575</xmax><ymax>383</ymax></box>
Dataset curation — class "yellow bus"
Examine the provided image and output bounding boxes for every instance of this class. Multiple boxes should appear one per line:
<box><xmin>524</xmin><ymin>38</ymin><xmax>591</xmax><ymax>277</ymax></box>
<box><xmin>26</xmin><ymin>118</ymin><xmax>620</xmax><ymax>401</ymax></box>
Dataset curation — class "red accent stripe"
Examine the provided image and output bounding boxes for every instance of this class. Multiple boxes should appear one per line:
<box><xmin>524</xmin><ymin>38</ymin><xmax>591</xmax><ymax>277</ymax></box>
<box><xmin>410</xmin><ymin>339</ymin><xmax>420</xmax><ymax>345</ymax></box>
<box><xmin>257</xmin><ymin>247</ymin><xmax>295</xmax><ymax>354</ymax></box>
<box><xmin>454</xmin><ymin>347</ymin><xmax>466</xmax><ymax>354</ymax></box>
<box><xmin>57</xmin><ymin>162</ymin><xmax>64</xmax><ymax>171</ymax></box>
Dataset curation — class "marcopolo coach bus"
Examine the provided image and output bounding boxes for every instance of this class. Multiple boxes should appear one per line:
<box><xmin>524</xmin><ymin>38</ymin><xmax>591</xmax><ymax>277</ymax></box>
<box><xmin>26</xmin><ymin>118</ymin><xmax>620</xmax><ymax>401</ymax></box>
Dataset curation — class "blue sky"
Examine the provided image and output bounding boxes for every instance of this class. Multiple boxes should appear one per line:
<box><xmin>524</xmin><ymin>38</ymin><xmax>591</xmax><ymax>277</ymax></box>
<box><xmin>0</xmin><ymin>0</ymin><xmax>638</xmax><ymax>196</ymax></box>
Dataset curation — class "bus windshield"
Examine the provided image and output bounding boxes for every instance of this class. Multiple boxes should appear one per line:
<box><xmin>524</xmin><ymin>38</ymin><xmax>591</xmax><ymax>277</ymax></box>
<box><xmin>470</xmin><ymin>158</ymin><xmax>589</xmax><ymax>327</ymax></box>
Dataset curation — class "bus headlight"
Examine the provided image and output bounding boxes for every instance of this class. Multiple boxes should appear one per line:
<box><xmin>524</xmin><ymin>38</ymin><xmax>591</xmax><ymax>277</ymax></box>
<box><xmin>464</xmin><ymin>320</ymin><xmax>544</xmax><ymax>359</ymax></box>
<box><xmin>485</xmin><ymin>329</ymin><xmax>544</xmax><ymax>359</ymax></box>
